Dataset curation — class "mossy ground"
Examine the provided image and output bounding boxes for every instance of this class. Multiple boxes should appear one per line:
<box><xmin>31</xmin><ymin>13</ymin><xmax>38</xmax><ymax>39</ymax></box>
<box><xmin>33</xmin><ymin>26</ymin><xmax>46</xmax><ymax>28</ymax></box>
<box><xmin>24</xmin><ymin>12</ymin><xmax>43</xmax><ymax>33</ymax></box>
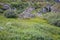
<box><xmin>0</xmin><ymin>15</ymin><xmax>60</xmax><ymax>40</ymax></box>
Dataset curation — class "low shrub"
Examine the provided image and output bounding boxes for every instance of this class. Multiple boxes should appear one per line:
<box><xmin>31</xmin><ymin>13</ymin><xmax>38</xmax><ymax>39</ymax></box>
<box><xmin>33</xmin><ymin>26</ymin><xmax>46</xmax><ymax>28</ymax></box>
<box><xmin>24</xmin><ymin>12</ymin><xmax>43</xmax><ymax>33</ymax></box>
<box><xmin>10</xmin><ymin>2</ymin><xmax>28</xmax><ymax>13</ymax></box>
<box><xmin>52</xmin><ymin>20</ymin><xmax>60</xmax><ymax>27</ymax></box>
<box><xmin>43</xmin><ymin>12</ymin><xmax>60</xmax><ymax>27</ymax></box>
<box><xmin>4</xmin><ymin>9</ymin><xmax>17</xmax><ymax>18</ymax></box>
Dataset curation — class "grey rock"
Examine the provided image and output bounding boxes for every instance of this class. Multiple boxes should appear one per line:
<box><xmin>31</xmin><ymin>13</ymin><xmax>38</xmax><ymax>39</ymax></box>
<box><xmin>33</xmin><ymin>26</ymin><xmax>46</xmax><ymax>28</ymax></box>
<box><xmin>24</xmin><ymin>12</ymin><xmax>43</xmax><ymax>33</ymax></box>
<box><xmin>18</xmin><ymin>7</ymin><xmax>35</xmax><ymax>19</ymax></box>
<box><xmin>0</xmin><ymin>3</ymin><xmax>11</xmax><ymax>10</ymax></box>
<box><xmin>19</xmin><ymin>13</ymin><xmax>35</xmax><ymax>19</ymax></box>
<box><xmin>2</xmin><ymin>4</ymin><xmax>10</xmax><ymax>10</ymax></box>
<box><xmin>42</xmin><ymin>7</ymin><xmax>48</xmax><ymax>13</ymax></box>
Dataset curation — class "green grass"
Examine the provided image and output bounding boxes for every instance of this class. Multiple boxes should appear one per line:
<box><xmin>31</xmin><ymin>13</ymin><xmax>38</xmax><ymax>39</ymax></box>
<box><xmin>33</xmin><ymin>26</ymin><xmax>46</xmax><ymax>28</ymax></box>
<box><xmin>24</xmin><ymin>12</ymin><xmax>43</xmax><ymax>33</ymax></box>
<box><xmin>0</xmin><ymin>15</ymin><xmax>60</xmax><ymax>40</ymax></box>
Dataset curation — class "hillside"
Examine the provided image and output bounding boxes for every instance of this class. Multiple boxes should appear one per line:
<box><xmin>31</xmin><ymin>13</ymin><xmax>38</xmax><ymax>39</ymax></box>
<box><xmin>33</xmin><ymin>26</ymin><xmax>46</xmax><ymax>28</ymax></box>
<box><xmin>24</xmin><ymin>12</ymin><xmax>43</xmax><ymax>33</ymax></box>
<box><xmin>0</xmin><ymin>0</ymin><xmax>60</xmax><ymax>40</ymax></box>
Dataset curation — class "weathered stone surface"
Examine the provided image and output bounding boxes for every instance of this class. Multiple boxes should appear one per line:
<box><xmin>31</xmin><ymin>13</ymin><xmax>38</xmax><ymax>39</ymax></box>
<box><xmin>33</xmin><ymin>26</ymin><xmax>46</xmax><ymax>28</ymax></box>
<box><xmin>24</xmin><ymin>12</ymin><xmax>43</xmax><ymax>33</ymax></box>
<box><xmin>18</xmin><ymin>7</ymin><xmax>35</xmax><ymax>19</ymax></box>
<box><xmin>51</xmin><ymin>4</ymin><xmax>60</xmax><ymax>13</ymax></box>
<box><xmin>45</xmin><ymin>4</ymin><xmax>51</xmax><ymax>12</ymax></box>
<box><xmin>41</xmin><ymin>4</ymin><xmax>51</xmax><ymax>13</ymax></box>
<box><xmin>0</xmin><ymin>3</ymin><xmax>10</xmax><ymax>10</ymax></box>
<box><xmin>19</xmin><ymin>13</ymin><xmax>35</xmax><ymax>19</ymax></box>
<box><xmin>42</xmin><ymin>7</ymin><xmax>48</xmax><ymax>13</ymax></box>
<box><xmin>2</xmin><ymin>4</ymin><xmax>10</xmax><ymax>10</ymax></box>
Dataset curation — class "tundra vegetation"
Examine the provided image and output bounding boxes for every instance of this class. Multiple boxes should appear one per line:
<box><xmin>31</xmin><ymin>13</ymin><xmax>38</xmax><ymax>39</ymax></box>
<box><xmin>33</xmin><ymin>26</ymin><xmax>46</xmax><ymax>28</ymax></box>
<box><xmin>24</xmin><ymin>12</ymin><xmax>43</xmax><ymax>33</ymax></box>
<box><xmin>0</xmin><ymin>0</ymin><xmax>60</xmax><ymax>40</ymax></box>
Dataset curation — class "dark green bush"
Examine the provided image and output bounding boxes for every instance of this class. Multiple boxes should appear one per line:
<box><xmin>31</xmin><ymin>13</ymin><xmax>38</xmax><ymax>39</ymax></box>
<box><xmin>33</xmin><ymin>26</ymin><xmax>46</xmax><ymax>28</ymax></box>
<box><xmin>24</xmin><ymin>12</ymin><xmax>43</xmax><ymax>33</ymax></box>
<box><xmin>4</xmin><ymin>9</ymin><xmax>17</xmax><ymax>18</ymax></box>
<box><xmin>11</xmin><ymin>2</ymin><xmax>20</xmax><ymax>8</ymax></box>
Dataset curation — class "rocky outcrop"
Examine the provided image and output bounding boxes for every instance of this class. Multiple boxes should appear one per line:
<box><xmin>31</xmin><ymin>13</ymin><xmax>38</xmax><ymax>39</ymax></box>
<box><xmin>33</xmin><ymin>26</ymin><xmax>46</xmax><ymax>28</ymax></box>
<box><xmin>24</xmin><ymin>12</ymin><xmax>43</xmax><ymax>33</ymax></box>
<box><xmin>18</xmin><ymin>7</ymin><xmax>35</xmax><ymax>19</ymax></box>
